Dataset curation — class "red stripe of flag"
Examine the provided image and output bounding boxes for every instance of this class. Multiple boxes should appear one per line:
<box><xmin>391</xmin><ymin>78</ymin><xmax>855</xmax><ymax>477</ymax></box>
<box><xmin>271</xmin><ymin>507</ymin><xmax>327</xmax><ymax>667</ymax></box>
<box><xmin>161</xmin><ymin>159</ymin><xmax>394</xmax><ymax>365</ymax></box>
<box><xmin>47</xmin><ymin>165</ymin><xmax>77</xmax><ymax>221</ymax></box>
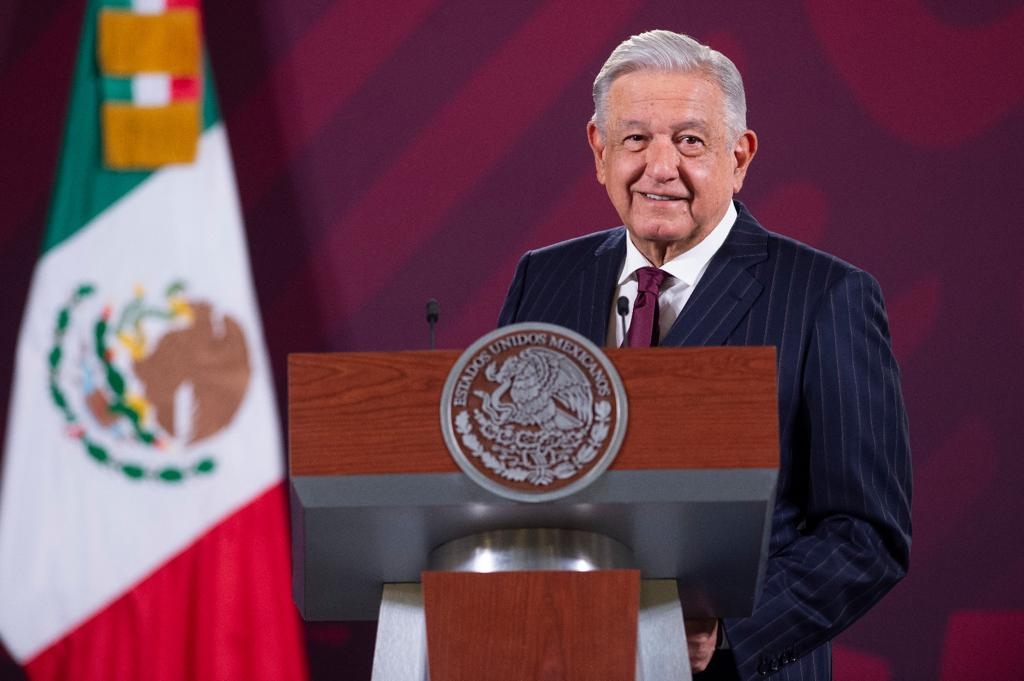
<box><xmin>171</xmin><ymin>76</ymin><xmax>200</xmax><ymax>101</ymax></box>
<box><xmin>23</xmin><ymin>484</ymin><xmax>306</xmax><ymax>681</ymax></box>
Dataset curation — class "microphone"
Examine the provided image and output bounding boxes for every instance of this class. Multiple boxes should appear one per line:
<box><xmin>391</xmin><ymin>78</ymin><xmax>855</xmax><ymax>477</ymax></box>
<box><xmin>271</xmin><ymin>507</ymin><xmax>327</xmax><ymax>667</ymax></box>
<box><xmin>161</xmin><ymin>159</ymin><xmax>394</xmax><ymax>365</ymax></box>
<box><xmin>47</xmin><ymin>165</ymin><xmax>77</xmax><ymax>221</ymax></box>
<box><xmin>616</xmin><ymin>296</ymin><xmax>629</xmax><ymax>347</ymax></box>
<box><xmin>426</xmin><ymin>299</ymin><xmax>440</xmax><ymax>349</ymax></box>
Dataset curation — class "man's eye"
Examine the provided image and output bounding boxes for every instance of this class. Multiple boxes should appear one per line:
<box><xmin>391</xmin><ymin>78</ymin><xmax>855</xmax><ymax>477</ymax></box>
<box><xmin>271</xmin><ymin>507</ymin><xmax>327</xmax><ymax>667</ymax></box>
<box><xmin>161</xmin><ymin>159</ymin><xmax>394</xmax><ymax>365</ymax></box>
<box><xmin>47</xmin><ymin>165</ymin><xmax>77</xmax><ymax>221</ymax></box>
<box><xmin>623</xmin><ymin>134</ymin><xmax>646</xmax><ymax>144</ymax></box>
<box><xmin>677</xmin><ymin>135</ymin><xmax>706</xmax><ymax>155</ymax></box>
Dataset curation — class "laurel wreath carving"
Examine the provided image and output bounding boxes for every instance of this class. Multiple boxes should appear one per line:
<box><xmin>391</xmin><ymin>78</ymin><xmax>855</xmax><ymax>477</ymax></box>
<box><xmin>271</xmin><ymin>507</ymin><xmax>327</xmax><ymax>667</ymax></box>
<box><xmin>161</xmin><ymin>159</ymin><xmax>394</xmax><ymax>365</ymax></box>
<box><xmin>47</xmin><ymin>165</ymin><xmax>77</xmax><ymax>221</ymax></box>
<box><xmin>454</xmin><ymin>400</ymin><xmax>612</xmax><ymax>486</ymax></box>
<box><xmin>47</xmin><ymin>283</ymin><xmax>216</xmax><ymax>483</ymax></box>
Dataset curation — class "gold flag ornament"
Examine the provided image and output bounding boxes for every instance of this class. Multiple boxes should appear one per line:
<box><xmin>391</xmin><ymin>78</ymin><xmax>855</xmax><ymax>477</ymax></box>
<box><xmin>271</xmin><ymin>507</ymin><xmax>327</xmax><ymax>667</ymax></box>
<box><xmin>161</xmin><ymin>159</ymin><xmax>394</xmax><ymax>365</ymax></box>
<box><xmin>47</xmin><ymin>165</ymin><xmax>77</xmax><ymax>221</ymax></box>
<box><xmin>97</xmin><ymin>5</ymin><xmax>202</xmax><ymax>169</ymax></box>
<box><xmin>97</xmin><ymin>9</ymin><xmax>200</xmax><ymax>75</ymax></box>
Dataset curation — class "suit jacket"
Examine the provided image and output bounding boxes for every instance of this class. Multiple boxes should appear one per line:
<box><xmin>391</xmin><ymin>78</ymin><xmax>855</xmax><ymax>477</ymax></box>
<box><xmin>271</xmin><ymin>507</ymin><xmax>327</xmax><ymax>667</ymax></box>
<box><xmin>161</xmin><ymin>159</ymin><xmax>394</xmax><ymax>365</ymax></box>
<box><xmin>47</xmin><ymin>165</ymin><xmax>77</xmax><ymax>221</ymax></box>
<box><xmin>497</xmin><ymin>202</ymin><xmax>912</xmax><ymax>680</ymax></box>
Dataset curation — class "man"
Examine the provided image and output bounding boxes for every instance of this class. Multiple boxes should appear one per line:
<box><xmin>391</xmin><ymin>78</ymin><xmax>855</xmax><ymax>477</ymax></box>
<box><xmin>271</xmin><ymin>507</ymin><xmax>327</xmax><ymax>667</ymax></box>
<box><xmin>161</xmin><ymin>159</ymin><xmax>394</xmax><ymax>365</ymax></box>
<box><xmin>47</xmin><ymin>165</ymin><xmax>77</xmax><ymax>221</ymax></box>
<box><xmin>497</xmin><ymin>30</ymin><xmax>911</xmax><ymax>680</ymax></box>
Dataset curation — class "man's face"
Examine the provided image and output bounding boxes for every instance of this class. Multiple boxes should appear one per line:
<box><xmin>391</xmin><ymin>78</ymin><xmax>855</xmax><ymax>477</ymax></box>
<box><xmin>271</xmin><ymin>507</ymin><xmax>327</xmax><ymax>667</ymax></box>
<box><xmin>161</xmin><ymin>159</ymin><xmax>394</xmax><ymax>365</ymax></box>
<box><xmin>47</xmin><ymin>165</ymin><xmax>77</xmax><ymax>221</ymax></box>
<box><xmin>587</xmin><ymin>70</ymin><xmax>756</xmax><ymax>265</ymax></box>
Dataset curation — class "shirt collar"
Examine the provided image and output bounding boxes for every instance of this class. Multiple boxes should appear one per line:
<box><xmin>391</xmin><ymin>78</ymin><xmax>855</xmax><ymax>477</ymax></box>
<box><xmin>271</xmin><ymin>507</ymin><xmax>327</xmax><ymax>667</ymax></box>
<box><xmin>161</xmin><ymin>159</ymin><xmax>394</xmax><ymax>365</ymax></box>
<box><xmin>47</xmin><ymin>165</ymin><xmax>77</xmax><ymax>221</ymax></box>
<box><xmin>618</xmin><ymin>201</ymin><xmax>738</xmax><ymax>286</ymax></box>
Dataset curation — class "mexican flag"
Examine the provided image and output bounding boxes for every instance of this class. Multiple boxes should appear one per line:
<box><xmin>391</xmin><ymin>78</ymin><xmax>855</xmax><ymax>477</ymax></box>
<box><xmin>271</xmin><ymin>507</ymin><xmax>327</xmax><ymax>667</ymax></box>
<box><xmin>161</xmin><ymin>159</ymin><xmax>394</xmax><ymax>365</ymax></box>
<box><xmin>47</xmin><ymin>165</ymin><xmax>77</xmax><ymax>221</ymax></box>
<box><xmin>0</xmin><ymin>1</ymin><xmax>307</xmax><ymax>679</ymax></box>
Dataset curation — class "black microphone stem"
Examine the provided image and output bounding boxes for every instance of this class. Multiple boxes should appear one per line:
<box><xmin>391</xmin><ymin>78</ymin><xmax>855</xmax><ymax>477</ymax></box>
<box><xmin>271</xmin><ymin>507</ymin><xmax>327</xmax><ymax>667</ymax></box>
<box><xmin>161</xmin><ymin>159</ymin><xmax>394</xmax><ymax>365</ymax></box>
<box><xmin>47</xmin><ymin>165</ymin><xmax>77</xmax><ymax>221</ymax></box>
<box><xmin>426</xmin><ymin>298</ymin><xmax>440</xmax><ymax>350</ymax></box>
<box><xmin>616</xmin><ymin>296</ymin><xmax>629</xmax><ymax>348</ymax></box>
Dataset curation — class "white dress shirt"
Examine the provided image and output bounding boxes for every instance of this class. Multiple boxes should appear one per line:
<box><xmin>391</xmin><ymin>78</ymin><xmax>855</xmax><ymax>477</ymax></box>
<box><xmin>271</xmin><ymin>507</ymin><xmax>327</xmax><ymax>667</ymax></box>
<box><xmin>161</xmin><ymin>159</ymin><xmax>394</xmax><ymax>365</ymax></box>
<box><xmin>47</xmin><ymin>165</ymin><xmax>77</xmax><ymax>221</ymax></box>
<box><xmin>607</xmin><ymin>201</ymin><xmax>738</xmax><ymax>347</ymax></box>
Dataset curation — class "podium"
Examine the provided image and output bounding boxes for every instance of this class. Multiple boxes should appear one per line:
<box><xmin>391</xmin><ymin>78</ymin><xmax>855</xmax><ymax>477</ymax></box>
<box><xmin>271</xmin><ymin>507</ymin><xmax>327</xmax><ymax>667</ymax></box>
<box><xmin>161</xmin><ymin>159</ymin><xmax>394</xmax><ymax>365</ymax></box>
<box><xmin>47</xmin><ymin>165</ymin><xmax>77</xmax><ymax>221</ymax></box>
<box><xmin>288</xmin><ymin>343</ymin><xmax>778</xmax><ymax>680</ymax></box>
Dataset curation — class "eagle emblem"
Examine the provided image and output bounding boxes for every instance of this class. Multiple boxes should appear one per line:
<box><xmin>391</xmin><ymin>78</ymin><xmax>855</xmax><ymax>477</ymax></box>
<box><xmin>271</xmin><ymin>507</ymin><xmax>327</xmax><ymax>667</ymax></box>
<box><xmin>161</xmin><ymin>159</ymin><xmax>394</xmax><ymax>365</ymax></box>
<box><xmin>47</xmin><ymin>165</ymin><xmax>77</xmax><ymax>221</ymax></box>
<box><xmin>47</xmin><ymin>281</ymin><xmax>251</xmax><ymax>482</ymax></box>
<box><xmin>441</xmin><ymin>323</ymin><xmax>627</xmax><ymax>502</ymax></box>
<box><xmin>476</xmin><ymin>347</ymin><xmax>591</xmax><ymax>431</ymax></box>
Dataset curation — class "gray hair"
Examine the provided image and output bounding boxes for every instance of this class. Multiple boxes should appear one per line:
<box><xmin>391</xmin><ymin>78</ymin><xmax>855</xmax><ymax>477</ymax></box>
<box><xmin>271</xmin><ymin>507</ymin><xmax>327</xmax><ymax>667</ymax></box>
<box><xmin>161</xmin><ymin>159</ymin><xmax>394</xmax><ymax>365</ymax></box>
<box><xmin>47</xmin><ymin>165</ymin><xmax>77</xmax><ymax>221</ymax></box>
<box><xmin>591</xmin><ymin>30</ymin><xmax>748</xmax><ymax>142</ymax></box>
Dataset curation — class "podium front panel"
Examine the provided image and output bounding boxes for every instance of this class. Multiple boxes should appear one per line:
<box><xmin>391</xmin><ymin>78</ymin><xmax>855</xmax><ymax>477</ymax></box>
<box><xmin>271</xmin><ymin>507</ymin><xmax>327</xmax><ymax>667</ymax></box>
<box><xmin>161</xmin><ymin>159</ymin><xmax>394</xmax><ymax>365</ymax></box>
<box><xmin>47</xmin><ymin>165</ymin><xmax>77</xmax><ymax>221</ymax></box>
<box><xmin>289</xmin><ymin>347</ymin><xmax>778</xmax><ymax>621</ymax></box>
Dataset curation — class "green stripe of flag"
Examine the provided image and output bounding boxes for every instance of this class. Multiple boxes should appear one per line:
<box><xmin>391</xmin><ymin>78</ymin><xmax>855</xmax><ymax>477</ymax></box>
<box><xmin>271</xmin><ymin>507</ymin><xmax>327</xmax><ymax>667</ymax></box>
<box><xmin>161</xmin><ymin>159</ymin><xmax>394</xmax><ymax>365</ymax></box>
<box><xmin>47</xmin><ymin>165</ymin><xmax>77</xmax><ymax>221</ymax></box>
<box><xmin>101</xmin><ymin>76</ymin><xmax>133</xmax><ymax>102</ymax></box>
<box><xmin>44</xmin><ymin>0</ymin><xmax>219</xmax><ymax>254</ymax></box>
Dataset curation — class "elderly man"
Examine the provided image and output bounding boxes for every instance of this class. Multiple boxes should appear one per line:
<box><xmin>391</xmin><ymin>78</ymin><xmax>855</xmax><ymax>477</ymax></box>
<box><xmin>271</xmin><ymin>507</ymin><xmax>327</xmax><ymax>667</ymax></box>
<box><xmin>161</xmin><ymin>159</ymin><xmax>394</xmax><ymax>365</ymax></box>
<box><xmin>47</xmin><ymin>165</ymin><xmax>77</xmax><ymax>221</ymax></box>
<box><xmin>497</xmin><ymin>30</ymin><xmax>911</xmax><ymax>680</ymax></box>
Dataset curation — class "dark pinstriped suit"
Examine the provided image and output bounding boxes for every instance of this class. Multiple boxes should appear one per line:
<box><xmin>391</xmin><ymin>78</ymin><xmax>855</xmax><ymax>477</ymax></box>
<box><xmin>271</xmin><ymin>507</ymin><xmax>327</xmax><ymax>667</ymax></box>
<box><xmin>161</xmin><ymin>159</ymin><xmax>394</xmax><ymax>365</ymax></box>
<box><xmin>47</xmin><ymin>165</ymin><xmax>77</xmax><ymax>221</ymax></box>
<box><xmin>497</xmin><ymin>202</ymin><xmax>912</xmax><ymax>680</ymax></box>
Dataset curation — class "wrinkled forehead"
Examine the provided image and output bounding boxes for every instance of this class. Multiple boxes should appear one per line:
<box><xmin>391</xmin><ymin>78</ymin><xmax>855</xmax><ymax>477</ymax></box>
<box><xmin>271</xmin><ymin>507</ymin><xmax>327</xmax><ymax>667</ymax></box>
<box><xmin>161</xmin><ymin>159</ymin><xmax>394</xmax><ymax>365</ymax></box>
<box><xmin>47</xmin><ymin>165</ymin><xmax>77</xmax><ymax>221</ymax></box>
<box><xmin>604</xmin><ymin>70</ymin><xmax>727</xmax><ymax>127</ymax></box>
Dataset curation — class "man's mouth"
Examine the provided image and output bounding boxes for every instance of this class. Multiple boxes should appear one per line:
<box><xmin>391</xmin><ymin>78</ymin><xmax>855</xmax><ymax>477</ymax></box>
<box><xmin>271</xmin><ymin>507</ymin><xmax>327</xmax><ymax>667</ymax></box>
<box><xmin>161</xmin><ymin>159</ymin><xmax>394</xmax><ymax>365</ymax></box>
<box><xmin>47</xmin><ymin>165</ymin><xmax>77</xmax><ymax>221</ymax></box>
<box><xmin>636</xmin><ymin>190</ymin><xmax>686</xmax><ymax>202</ymax></box>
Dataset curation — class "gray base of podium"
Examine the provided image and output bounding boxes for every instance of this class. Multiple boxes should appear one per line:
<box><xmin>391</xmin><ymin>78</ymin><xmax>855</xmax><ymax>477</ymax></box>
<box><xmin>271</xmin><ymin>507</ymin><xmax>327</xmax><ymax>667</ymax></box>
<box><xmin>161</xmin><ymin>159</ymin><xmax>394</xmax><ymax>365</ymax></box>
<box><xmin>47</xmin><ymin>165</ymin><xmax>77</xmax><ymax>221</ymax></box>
<box><xmin>370</xmin><ymin>580</ymin><xmax>692</xmax><ymax>681</ymax></box>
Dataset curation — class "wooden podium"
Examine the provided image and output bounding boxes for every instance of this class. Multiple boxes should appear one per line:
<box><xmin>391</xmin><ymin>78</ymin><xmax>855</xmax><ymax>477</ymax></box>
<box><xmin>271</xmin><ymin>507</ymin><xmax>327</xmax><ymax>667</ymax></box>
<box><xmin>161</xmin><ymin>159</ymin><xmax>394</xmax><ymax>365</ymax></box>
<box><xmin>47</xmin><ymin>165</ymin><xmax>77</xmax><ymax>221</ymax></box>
<box><xmin>288</xmin><ymin>346</ymin><xmax>778</xmax><ymax>680</ymax></box>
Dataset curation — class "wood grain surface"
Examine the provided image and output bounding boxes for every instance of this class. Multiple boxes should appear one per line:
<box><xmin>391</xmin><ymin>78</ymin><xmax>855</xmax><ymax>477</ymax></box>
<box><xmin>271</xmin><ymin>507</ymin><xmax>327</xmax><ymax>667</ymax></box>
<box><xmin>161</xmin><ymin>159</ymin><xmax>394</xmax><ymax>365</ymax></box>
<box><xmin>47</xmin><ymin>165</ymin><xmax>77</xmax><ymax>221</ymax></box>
<box><xmin>288</xmin><ymin>347</ymin><xmax>778</xmax><ymax>476</ymax></box>
<box><xmin>422</xmin><ymin>570</ymin><xmax>640</xmax><ymax>681</ymax></box>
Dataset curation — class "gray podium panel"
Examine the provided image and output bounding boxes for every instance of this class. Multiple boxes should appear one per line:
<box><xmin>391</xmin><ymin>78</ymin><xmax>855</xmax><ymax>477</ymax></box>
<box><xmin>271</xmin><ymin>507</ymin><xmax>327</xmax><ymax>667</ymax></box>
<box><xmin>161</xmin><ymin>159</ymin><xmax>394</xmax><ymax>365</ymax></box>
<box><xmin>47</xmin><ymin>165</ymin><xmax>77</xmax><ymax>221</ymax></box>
<box><xmin>291</xmin><ymin>467</ymin><xmax>776</xmax><ymax>621</ymax></box>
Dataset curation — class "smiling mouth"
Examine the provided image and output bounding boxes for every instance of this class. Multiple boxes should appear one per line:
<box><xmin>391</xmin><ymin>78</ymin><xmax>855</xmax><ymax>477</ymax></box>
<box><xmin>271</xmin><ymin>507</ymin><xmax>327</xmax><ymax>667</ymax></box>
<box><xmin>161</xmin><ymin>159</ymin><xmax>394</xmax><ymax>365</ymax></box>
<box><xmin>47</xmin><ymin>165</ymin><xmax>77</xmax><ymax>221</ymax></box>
<box><xmin>638</xmin><ymin>192</ymin><xmax>685</xmax><ymax>202</ymax></box>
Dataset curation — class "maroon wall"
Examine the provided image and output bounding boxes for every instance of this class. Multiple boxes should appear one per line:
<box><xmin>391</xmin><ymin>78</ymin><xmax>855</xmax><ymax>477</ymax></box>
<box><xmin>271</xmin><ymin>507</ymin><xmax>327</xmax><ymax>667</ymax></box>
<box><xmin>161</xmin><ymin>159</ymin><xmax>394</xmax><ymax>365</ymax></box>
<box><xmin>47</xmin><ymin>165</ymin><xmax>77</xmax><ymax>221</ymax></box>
<box><xmin>2</xmin><ymin>2</ymin><xmax>1023</xmax><ymax>679</ymax></box>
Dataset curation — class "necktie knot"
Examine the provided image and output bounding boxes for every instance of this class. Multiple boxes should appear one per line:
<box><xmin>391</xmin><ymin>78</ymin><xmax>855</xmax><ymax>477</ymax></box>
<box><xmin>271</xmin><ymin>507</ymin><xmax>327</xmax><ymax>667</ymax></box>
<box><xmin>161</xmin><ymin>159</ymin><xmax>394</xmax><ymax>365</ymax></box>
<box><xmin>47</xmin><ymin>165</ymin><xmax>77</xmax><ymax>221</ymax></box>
<box><xmin>626</xmin><ymin>267</ymin><xmax>668</xmax><ymax>347</ymax></box>
<box><xmin>636</xmin><ymin>266</ymin><xmax>666</xmax><ymax>296</ymax></box>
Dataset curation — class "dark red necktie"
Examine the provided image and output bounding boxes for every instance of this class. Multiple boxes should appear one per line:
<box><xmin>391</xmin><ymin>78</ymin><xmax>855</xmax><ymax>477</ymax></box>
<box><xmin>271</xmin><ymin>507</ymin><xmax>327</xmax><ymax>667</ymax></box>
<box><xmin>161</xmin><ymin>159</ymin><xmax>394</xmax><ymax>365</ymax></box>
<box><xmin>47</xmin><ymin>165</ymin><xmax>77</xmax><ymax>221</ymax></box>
<box><xmin>626</xmin><ymin>266</ymin><xmax>667</xmax><ymax>347</ymax></box>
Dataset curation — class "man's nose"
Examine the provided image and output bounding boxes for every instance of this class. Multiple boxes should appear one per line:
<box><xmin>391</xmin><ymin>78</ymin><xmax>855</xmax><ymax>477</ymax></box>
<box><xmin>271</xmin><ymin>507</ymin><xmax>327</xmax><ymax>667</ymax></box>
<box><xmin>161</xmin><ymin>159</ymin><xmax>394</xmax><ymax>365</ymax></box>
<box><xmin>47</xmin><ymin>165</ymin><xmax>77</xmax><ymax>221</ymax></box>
<box><xmin>644</xmin><ymin>138</ymin><xmax>679</xmax><ymax>182</ymax></box>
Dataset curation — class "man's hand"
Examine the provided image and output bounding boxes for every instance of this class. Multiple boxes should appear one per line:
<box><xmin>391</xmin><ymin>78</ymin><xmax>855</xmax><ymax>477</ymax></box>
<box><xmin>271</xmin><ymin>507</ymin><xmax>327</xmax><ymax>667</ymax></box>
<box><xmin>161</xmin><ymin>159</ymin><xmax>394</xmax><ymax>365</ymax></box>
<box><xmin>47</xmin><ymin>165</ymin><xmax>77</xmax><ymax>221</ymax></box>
<box><xmin>686</xmin><ymin>617</ymin><xmax>718</xmax><ymax>673</ymax></box>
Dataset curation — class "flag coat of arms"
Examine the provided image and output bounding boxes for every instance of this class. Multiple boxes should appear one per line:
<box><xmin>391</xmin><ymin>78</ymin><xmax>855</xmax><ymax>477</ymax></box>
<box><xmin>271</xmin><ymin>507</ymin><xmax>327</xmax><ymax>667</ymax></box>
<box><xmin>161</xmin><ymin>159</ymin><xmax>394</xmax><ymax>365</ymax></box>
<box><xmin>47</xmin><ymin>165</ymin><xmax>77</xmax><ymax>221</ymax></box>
<box><xmin>0</xmin><ymin>1</ymin><xmax>307</xmax><ymax>678</ymax></box>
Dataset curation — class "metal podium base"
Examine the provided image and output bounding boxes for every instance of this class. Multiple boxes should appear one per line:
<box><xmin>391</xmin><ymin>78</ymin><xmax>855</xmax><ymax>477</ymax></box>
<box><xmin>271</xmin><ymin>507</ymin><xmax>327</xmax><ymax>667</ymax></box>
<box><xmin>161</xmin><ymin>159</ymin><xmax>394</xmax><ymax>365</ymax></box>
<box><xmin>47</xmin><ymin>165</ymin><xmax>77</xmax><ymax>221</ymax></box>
<box><xmin>371</xmin><ymin>584</ymin><xmax>428</xmax><ymax>681</ymax></box>
<box><xmin>428</xmin><ymin>528</ymin><xmax>636</xmax><ymax>572</ymax></box>
<box><xmin>370</xmin><ymin>529</ymin><xmax>692</xmax><ymax>681</ymax></box>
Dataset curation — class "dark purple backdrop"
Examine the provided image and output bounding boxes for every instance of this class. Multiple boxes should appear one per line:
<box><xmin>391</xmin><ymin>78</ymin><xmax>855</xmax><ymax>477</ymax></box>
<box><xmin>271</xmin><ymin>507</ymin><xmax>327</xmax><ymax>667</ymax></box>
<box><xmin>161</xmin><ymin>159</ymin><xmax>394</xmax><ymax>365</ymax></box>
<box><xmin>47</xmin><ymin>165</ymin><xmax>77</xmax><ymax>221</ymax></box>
<box><xmin>2</xmin><ymin>2</ymin><xmax>1023</xmax><ymax>679</ymax></box>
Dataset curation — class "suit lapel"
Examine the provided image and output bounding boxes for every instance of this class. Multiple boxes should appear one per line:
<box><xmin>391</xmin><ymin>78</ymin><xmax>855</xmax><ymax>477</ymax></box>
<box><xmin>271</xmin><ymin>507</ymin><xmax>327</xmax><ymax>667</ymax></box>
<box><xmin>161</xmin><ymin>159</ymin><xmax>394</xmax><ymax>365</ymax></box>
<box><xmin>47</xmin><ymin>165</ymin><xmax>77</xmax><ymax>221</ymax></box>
<box><xmin>574</xmin><ymin>228</ymin><xmax>626</xmax><ymax>346</ymax></box>
<box><xmin>661</xmin><ymin>205</ymin><xmax>768</xmax><ymax>346</ymax></box>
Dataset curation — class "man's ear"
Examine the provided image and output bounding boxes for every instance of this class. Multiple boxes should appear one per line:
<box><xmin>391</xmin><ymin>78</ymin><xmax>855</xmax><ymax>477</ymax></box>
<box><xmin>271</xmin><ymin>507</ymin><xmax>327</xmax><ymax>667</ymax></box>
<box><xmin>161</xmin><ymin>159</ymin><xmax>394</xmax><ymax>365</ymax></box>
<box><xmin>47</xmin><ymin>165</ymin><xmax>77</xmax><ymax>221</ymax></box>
<box><xmin>587</xmin><ymin>121</ymin><xmax>608</xmax><ymax>186</ymax></box>
<box><xmin>732</xmin><ymin>129</ymin><xmax>758</xmax><ymax>193</ymax></box>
